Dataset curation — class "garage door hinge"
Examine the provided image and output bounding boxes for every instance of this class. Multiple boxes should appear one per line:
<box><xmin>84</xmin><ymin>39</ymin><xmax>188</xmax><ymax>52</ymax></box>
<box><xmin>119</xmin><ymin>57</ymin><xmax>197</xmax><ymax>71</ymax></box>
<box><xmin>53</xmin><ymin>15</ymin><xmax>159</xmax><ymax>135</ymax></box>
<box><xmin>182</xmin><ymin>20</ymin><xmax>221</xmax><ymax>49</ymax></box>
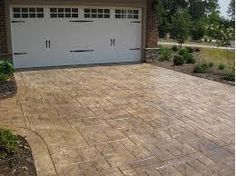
<box><xmin>129</xmin><ymin>48</ymin><xmax>140</xmax><ymax>51</ymax></box>
<box><xmin>11</xmin><ymin>20</ymin><xmax>25</xmax><ymax>23</ymax></box>
<box><xmin>131</xmin><ymin>21</ymin><xmax>140</xmax><ymax>23</ymax></box>
<box><xmin>14</xmin><ymin>52</ymin><xmax>27</xmax><ymax>55</ymax></box>
<box><xmin>70</xmin><ymin>49</ymin><xmax>94</xmax><ymax>53</ymax></box>
<box><xmin>69</xmin><ymin>20</ymin><xmax>94</xmax><ymax>23</ymax></box>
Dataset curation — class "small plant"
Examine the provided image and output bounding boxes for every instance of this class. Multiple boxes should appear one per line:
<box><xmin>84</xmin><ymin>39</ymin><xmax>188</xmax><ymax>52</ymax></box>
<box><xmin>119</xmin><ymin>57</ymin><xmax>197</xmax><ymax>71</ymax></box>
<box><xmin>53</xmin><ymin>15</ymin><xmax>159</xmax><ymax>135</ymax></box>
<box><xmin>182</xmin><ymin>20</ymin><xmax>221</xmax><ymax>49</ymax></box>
<box><xmin>0</xmin><ymin>128</ymin><xmax>18</xmax><ymax>158</ymax></box>
<box><xmin>0</xmin><ymin>60</ymin><xmax>14</xmax><ymax>82</ymax></box>
<box><xmin>218</xmin><ymin>64</ymin><xmax>225</xmax><ymax>70</ymax></box>
<box><xmin>182</xmin><ymin>53</ymin><xmax>195</xmax><ymax>64</ymax></box>
<box><xmin>186</xmin><ymin>47</ymin><xmax>194</xmax><ymax>53</ymax></box>
<box><xmin>178</xmin><ymin>48</ymin><xmax>189</xmax><ymax>56</ymax></box>
<box><xmin>193</xmin><ymin>63</ymin><xmax>209</xmax><ymax>73</ymax></box>
<box><xmin>173</xmin><ymin>55</ymin><xmax>185</xmax><ymax>66</ymax></box>
<box><xmin>159</xmin><ymin>47</ymin><xmax>172</xmax><ymax>61</ymax></box>
<box><xmin>171</xmin><ymin>45</ymin><xmax>179</xmax><ymax>52</ymax></box>
<box><xmin>208</xmin><ymin>62</ymin><xmax>214</xmax><ymax>68</ymax></box>
<box><xmin>224</xmin><ymin>72</ymin><xmax>235</xmax><ymax>82</ymax></box>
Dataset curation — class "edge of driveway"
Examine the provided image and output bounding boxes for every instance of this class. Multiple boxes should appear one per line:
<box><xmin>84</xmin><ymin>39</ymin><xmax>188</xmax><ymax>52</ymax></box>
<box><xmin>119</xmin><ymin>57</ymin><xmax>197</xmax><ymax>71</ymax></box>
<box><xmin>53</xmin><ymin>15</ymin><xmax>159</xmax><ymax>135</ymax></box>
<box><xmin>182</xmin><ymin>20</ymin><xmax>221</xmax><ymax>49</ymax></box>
<box><xmin>3</xmin><ymin>126</ymin><xmax>58</xmax><ymax>176</ymax></box>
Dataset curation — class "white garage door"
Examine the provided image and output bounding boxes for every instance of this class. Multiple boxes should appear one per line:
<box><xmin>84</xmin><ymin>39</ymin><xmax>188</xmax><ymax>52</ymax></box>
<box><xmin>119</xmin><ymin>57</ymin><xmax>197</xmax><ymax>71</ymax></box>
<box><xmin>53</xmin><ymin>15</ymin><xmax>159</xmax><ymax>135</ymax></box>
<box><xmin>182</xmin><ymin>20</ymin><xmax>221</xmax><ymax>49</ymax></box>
<box><xmin>10</xmin><ymin>6</ymin><xmax>142</xmax><ymax>68</ymax></box>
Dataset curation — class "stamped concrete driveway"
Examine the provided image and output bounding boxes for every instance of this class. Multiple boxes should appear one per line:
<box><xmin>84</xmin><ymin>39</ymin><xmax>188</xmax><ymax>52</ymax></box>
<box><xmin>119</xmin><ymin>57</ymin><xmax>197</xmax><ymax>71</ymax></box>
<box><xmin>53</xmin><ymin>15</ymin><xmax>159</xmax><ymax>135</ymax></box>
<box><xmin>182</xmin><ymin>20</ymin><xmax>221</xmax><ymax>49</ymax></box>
<box><xmin>0</xmin><ymin>64</ymin><xmax>235</xmax><ymax>176</ymax></box>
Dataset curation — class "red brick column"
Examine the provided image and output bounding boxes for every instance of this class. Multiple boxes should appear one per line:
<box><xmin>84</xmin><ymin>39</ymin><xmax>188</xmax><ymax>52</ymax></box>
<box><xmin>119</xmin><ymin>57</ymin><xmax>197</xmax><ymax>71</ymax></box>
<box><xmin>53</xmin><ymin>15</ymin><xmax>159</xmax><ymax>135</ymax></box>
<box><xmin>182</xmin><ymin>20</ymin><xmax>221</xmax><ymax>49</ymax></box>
<box><xmin>146</xmin><ymin>0</ymin><xmax>159</xmax><ymax>62</ymax></box>
<box><xmin>0</xmin><ymin>0</ymin><xmax>8</xmax><ymax>55</ymax></box>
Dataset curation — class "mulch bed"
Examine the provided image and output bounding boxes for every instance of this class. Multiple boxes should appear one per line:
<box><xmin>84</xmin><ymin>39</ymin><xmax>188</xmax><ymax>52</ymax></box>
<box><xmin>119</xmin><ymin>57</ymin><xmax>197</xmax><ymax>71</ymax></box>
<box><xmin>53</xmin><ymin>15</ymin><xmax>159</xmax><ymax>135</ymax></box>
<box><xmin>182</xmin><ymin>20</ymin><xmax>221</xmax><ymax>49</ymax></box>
<box><xmin>0</xmin><ymin>135</ymin><xmax>37</xmax><ymax>176</ymax></box>
<box><xmin>154</xmin><ymin>61</ymin><xmax>235</xmax><ymax>86</ymax></box>
<box><xmin>0</xmin><ymin>77</ymin><xmax>17</xmax><ymax>100</ymax></box>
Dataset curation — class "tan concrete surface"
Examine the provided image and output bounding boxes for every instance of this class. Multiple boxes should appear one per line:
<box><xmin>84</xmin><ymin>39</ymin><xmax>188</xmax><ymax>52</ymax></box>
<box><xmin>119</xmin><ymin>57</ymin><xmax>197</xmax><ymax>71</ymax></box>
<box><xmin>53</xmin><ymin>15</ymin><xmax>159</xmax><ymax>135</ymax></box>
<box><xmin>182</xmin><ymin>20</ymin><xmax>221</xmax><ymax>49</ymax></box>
<box><xmin>0</xmin><ymin>63</ymin><xmax>235</xmax><ymax>176</ymax></box>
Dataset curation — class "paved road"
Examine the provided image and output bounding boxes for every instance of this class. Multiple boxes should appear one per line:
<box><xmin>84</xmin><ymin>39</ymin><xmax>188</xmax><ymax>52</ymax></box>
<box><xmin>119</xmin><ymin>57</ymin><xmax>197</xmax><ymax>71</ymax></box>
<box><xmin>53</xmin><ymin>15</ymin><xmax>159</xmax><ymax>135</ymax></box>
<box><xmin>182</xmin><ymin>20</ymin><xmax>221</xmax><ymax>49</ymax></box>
<box><xmin>159</xmin><ymin>42</ymin><xmax>235</xmax><ymax>50</ymax></box>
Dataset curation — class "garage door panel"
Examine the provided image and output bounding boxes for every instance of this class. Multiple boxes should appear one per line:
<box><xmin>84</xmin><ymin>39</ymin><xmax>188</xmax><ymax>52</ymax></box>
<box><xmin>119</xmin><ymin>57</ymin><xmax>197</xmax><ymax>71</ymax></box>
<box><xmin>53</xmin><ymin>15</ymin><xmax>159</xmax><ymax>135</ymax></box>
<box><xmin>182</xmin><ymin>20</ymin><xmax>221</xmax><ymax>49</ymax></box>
<box><xmin>11</xmin><ymin>6</ymin><xmax>142</xmax><ymax>68</ymax></box>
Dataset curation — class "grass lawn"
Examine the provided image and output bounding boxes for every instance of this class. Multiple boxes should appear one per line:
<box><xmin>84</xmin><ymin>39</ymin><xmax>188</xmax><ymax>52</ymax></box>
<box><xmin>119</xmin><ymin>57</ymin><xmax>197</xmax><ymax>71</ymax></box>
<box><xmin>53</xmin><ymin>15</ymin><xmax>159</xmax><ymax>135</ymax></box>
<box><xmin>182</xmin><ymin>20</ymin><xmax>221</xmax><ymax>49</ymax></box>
<box><xmin>197</xmin><ymin>48</ymin><xmax>235</xmax><ymax>71</ymax></box>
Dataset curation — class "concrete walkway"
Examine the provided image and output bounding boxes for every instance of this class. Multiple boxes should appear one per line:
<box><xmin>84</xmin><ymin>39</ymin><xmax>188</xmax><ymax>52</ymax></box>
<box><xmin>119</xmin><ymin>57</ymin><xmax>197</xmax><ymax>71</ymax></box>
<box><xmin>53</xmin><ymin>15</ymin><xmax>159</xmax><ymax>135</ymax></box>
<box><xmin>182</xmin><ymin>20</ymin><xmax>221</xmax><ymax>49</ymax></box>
<box><xmin>0</xmin><ymin>64</ymin><xmax>234</xmax><ymax>176</ymax></box>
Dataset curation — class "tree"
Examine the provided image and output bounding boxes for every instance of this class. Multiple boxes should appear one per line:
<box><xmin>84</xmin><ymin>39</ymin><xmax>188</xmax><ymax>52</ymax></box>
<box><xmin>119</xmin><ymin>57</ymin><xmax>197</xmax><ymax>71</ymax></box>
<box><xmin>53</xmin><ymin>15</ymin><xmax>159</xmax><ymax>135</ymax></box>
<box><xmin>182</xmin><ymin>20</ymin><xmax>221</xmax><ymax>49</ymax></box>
<box><xmin>206</xmin><ymin>23</ymin><xmax>234</xmax><ymax>45</ymax></box>
<box><xmin>191</xmin><ymin>20</ymin><xmax>206</xmax><ymax>40</ymax></box>
<box><xmin>189</xmin><ymin>0</ymin><xmax>205</xmax><ymax>20</ymax></box>
<box><xmin>228</xmin><ymin>0</ymin><xmax>235</xmax><ymax>21</ymax></box>
<box><xmin>171</xmin><ymin>9</ymin><xmax>192</xmax><ymax>45</ymax></box>
<box><xmin>157</xmin><ymin>0</ymin><xmax>220</xmax><ymax>39</ymax></box>
<box><xmin>157</xmin><ymin>0</ymin><xmax>189</xmax><ymax>38</ymax></box>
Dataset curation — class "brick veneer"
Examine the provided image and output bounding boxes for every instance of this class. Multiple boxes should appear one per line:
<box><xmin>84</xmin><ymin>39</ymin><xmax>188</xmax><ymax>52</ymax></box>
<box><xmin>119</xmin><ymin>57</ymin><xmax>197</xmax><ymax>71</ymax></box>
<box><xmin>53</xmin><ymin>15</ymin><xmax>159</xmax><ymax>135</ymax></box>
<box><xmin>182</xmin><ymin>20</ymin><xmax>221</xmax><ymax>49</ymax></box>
<box><xmin>0</xmin><ymin>0</ymin><xmax>7</xmax><ymax>55</ymax></box>
<box><xmin>146</xmin><ymin>0</ymin><xmax>159</xmax><ymax>62</ymax></box>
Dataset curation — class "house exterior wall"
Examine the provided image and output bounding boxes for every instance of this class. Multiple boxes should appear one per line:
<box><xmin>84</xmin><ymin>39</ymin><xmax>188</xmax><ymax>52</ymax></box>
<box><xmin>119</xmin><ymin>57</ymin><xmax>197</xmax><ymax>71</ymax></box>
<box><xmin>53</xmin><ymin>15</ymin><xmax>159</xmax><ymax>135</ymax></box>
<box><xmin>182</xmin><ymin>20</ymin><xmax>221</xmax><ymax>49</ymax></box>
<box><xmin>145</xmin><ymin>0</ymin><xmax>159</xmax><ymax>62</ymax></box>
<box><xmin>0</xmin><ymin>0</ymin><xmax>8</xmax><ymax>55</ymax></box>
<box><xmin>1</xmin><ymin>0</ymin><xmax>159</xmax><ymax>62</ymax></box>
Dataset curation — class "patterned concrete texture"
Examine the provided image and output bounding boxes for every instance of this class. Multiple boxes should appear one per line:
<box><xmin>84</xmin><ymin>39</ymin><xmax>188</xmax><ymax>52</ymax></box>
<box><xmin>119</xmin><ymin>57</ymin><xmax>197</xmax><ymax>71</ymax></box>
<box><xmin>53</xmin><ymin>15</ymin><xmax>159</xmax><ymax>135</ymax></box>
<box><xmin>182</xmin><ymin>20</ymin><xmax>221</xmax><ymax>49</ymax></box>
<box><xmin>0</xmin><ymin>63</ymin><xmax>235</xmax><ymax>176</ymax></box>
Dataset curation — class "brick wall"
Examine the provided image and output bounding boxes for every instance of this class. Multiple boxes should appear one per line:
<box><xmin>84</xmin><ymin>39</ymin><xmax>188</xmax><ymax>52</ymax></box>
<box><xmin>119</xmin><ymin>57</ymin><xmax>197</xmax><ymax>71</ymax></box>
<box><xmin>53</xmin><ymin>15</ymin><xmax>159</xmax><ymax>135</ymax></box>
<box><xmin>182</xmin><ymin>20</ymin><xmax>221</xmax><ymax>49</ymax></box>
<box><xmin>0</xmin><ymin>0</ymin><xmax>7</xmax><ymax>55</ymax></box>
<box><xmin>146</xmin><ymin>0</ymin><xmax>159</xmax><ymax>62</ymax></box>
<box><xmin>146</xmin><ymin>0</ymin><xmax>158</xmax><ymax>48</ymax></box>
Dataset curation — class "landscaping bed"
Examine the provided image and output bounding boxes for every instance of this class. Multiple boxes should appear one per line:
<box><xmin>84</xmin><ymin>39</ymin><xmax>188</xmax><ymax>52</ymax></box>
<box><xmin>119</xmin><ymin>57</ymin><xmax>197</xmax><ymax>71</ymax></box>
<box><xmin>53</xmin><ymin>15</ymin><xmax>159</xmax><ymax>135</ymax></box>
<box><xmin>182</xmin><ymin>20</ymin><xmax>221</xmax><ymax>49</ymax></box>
<box><xmin>0</xmin><ymin>134</ymin><xmax>37</xmax><ymax>176</ymax></box>
<box><xmin>154</xmin><ymin>46</ymin><xmax>235</xmax><ymax>85</ymax></box>
<box><xmin>0</xmin><ymin>77</ymin><xmax>17</xmax><ymax>99</ymax></box>
<box><xmin>0</xmin><ymin>135</ymin><xmax>37</xmax><ymax>176</ymax></box>
<box><xmin>155</xmin><ymin>61</ymin><xmax>234</xmax><ymax>85</ymax></box>
<box><xmin>0</xmin><ymin>60</ymin><xmax>17</xmax><ymax>99</ymax></box>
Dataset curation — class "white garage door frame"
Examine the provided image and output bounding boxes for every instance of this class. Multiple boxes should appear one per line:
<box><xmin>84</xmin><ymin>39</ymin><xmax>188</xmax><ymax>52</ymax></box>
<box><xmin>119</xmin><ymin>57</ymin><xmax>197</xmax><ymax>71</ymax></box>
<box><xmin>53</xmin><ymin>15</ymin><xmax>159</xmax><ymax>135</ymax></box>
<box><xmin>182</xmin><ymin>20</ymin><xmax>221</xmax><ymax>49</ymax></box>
<box><xmin>10</xmin><ymin>5</ymin><xmax>142</xmax><ymax>68</ymax></box>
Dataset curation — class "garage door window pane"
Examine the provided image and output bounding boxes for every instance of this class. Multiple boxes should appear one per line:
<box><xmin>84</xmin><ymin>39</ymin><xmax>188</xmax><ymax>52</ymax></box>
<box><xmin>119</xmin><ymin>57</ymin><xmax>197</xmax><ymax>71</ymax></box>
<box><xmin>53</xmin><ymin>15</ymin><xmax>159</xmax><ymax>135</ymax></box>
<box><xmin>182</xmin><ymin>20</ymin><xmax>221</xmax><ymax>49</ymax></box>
<box><xmin>72</xmin><ymin>8</ymin><xmax>78</xmax><ymax>12</ymax></box>
<box><xmin>37</xmin><ymin>8</ymin><xmax>44</xmax><ymax>18</ymax></box>
<box><xmin>72</xmin><ymin>13</ymin><xmax>78</xmax><ymax>18</ymax></box>
<box><xmin>29</xmin><ymin>8</ymin><xmax>35</xmax><ymax>12</ymax></box>
<box><xmin>58</xmin><ymin>8</ymin><xmax>64</xmax><ymax>13</ymax></box>
<box><xmin>13</xmin><ymin>7</ymin><xmax>45</xmax><ymax>19</ymax></box>
<box><xmin>29</xmin><ymin>13</ymin><xmax>36</xmax><ymax>18</ymax></box>
<box><xmin>104</xmin><ymin>14</ymin><xmax>110</xmax><ymax>18</ymax></box>
<box><xmin>84</xmin><ymin>9</ymin><xmax>90</xmax><ymax>18</ymax></box>
<box><xmin>13</xmin><ymin>8</ymin><xmax>21</xmax><ymax>13</ymax></box>
<box><xmin>84</xmin><ymin>14</ymin><xmax>90</xmax><ymax>18</ymax></box>
<box><xmin>13</xmin><ymin>14</ymin><xmax>21</xmax><ymax>18</ymax></box>
<box><xmin>65</xmin><ymin>13</ymin><xmax>71</xmax><ymax>18</ymax></box>
<box><xmin>51</xmin><ymin>13</ymin><xmax>57</xmax><ymax>18</ymax></box>
<box><xmin>92</xmin><ymin>14</ymin><xmax>97</xmax><ymax>18</ymax></box>
<box><xmin>58</xmin><ymin>13</ymin><xmax>64</xmax><ymax>18</ymax></box>
<box><xmin>37</xmin><ymin>8</ymin><xmax>43</xmax><ymax>12</ymax></box>
<box><xmin>50</xmin><ymin>8</ymin><xmax>57</xmax><ymax>13</ymax></box>
<box><xmin>22</xmin><ymin>8</ymin><xmax>28</xmax><ymax>13</ymax></box>
<box><xmin>72</xmin><ymin>8</ymin><xmax>79</xmax><ymax>18</ymax></box>
<box><xmin>84</xmin><ymin>8</ymin><xmax>110</xmax><ymax>19</ymax></box>
<box><xmin>115</xmin><ymin>9</ymin><xmax>139</xmax><ymax>19</ymax></box>
<box><xmin>22</xmin><ymin>13</ymin><xmax>28</xmax><ymax>18</ymax></box>
<box><xmin>65</xmin><ymin>8</ymin><xmax>71</xmax><ymax>17</ymax></box>
<box><xmin>21</xmin><ymin>8</ymin><xmax>28</xmax><ymax>18</ymax></box>
<box><xmin>37</xmin><ymin>13</ymin><xmax>44</xmax><ymax>18</ymax></box>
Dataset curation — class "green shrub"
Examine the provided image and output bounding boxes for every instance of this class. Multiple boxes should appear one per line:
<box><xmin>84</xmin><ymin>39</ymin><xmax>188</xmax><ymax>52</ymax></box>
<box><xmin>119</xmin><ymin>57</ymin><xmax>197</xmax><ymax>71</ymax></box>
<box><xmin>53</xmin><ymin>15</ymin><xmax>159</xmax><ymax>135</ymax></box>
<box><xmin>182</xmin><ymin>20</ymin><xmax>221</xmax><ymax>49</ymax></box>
<box><xmin>194</xmin><ymin>63</ymin><xmax>209</xmax><ymax>73</ymax></box>
<box><xmin>0</xmin><ymin>60</ymin><xmax>14</xmax><ymax>75</ymax></box>
<box><xmin>0</xmin><ymin>73</ymin><xmax>9</xmax><ymax>81</ymax></box>
<box><xmin>208</xmin><ymin>62</ymin><xmax>214</xmax><ymax>68</ymax></box>
<box><xmin>186</xmin><ymin>47</ymin><xmax>194</xmax><ymax>53</ymax></box>
<box><xmin>218</xmin><ymin>64</ymin><xmax>225</xmax><ymax>70</ymax></box>
<box><xmin>0</xmin><ymin>128</ymin><xmax>18</xmax><ymax>158</ymax></box>
<box><xmin>0</xmin><ymin>60</ymin><xmax>14</xmax><ymax>82</ymax></box>
<box><xmin>173</xmin><ymin>55</ymin><xmax>185</xmax><ymax>66</ymax></box>
<box><xmin>159</xmin><ymin>47</ymin><xmax>172</xmax><ymax>61</ymax></box>
<box><xmin>171</xmin><ymin>45</ymin><xmax>179</xmax><ymax>52</ymax></box>
<box><xmin>178</xmin><ymin>48</ymin><xmax>189</xmax><ymax>56</ymax></box>
<box><xmin>183</xmin><ymin>53</ymin><xmax>195</xmax><ymax>64</ymax></box>
<box><xmin>224</xmin><ymin>72</ymin><xmax>235</xmax><ymax>81</ymax></box>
